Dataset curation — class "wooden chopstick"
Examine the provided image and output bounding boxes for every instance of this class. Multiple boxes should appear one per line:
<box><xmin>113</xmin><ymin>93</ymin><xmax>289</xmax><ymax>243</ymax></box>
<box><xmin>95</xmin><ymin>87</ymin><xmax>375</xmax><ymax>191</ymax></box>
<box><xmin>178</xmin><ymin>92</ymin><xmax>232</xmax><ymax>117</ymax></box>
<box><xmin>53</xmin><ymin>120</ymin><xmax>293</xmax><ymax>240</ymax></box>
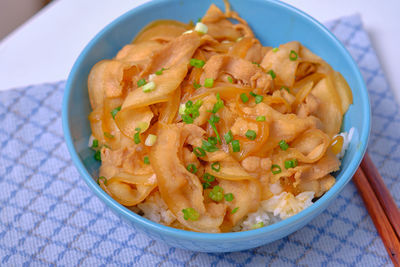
<box><xmin>353</xmin><ymin>157</ymin><xmax>400</xmax><ymax>266</ymax></box>
<box><xmin>361</xmin><ymin>153</ymin><xmax>400</xmax><ymax>239</ymax></box>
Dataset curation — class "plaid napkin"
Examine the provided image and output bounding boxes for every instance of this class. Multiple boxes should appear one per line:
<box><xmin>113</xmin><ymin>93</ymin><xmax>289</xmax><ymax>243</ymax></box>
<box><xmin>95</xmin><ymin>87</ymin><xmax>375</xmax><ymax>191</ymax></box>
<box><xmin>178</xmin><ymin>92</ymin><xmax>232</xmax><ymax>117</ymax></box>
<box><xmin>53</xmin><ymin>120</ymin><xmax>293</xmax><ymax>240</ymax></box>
<box><xmin>0</xmin><ymin>15</ymin><xmax>398</xmax><ymax>266</ymax></box>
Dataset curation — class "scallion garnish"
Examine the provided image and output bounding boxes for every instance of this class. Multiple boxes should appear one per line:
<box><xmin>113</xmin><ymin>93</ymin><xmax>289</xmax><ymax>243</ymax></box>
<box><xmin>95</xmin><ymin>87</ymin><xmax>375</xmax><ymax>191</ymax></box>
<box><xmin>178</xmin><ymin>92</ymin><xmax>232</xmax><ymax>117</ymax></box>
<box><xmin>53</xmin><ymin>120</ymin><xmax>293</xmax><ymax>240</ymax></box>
<box><xmin>202</xmin><ymin>139</ymin><xmax>219</xmax><ymax>152</ymax></box>
<box><xmin>134</xmin><ymin>127</ymin><xmax>141</xmax><ymax>144</ymax></box>
<box><xmin>267</xmin><ymin>70</ymin><xmax>276</xmax><ymax>79</ymax></box>
<box><xmin>155</xmin><ymin>68</ymin><xmax>166</xmax><ymax>75</ymax></box>
<box><xmin>245</xmin><ymin>130</ymin><xmax>257</xmax><ymax>140</ymax></box>
<box><xmin>91</xmin><ymin>139</ymin><xmax>99</xmax><ymax>148</ymax></box>
<box><xmin>231</xmin><ymin>207</ymin><xmax>239</xmax><ymax>214</ymax></box>
<box><xmin>94</xmin><ymin>150</ymin><xmax>101</xmax><ymax>161</ymax></box>
<box><xmin>255</xmin><ymin>95</ymin><xmax>263</xmax><ymax>104</ymax></box>
<box><xmin>210</xmin><ymin>114</ymin><xmax>220</xmax><ymax>123</ymax></box>
<box><xmin>137</xmin><ymin>79</ymin><xmax>147</xmax><ymax>87</ymax></box>
<box><xmin>143</xmin><ymin>156</ymin><xmax>150</xmax><ymax>165</ymax></box>
<box><xmin>204</xmin><ymin>78</ymin><xmax>214</xmax><ymax>88</ymax></box>
<box><xmin>252</xmin><ymin>62</ymin><xmax>260</xmax><ymax>67</ymax></box>
<box><xmin>240</xmin><ymin>93</ymin><xmax>249</xmax><ymax>103</ymax></box>
<box><xmin>256</xmin><ymin>116</ymin><xmax>266</xmax><ymax>122</ymax></box>
<box><xmin>227</xmin><ymin>76</ymin><xmax>233</xmax><ymax>83</ymax></box>
<box><xmin>272</xmin><ymin>47</ymin><xmax>279</xmax><ymax>52</ymax></box>
<box><xmin>142</xmin><ymin>81</ymin><xmax>156</xmax><ymax>93</ymax></box>
<box><xmin>193</xmin><ymin>82</ymin><xmax>201</xmax><ymax>89</ymax></box>
<box><xmin>224</xmin><ymin>193</ymin><xmax>234</xmax><ymax>202</ymax></box>
<box><xmin>190</xmin><ymin>58</ymin><xmax>205</xmax><ymax>68</ymax></box>
<box><xmin>211</xmin><ymin>162</ymin><xmax>221</xmax><ymax>172</ymax></box>
<box><xmin>289</xmin><ymin>50</ymin><xmax>298</xmax><ymax>61</ymax></box>
<box><xmin>182</xmin><ymin>208</ymin><xmax>200</xmax><ymax>221</ymax></box>
<box><xmin>285</xmin><ymin>159</ymin><xmax>298</xmax><ymax>169</ymax></box>
<box><xmin>193</xmin><ymin>147</ymin><xmax>206</xmax><ymax>157</ymax></box>
<box><xmin>224</xmin><ymin>130</ymin><xmax>233</xmax><ymax>144</ymax></box>
<box><xmin>187</xmin><ymin>164</ymin><xmax>198</xmax><ymax>174</ymax></box>
<box><xmin>232</xmin><ymin>140</ymin><xmax>240</xmax><ymax>152</ymax></box>
<box><xmin>182</xmin><ymin>99</ymin><xmax>203</xmax><ymax>124</ymax></box>
<box><xmin>203</xmin><ymin>182</ymin><xmax>211</xmax><ymax>189</ymax></box>
<box><xmin>203</xmin><ymin>173</ymin><xmax>215</xmax><ymax>182</ymax></box>
<box><xmin>211</xmin><ymin>93</ymin><xmax>224</xmax><ymax>113</ymax></box>
<box><xmin>271</xmin><ymin>164</ymin><xmax>281</xmax><ymax>174</ymax></box>
<box><xmin>110</xmin><ymin>106</ymin><xmax>121</xmax><ymax>119</ymax></box>
<box><xmin>279</xmin><ymin>140</ymin><xmax>289</xmax><ymax>151</ymax></box>
<box><xmin>97</xmin><ymin>176</ymin><xmax>107</xmax><ymax>185</ymax></box>
<box><xmin>209</xmin><ymin>185</ymin><xmax>224</xmax><ymax>202</ymax></box>
<box><xmin>208</xmin><ymin>120</ymin><xmax>221</xmax><ymax>144</ymax></box>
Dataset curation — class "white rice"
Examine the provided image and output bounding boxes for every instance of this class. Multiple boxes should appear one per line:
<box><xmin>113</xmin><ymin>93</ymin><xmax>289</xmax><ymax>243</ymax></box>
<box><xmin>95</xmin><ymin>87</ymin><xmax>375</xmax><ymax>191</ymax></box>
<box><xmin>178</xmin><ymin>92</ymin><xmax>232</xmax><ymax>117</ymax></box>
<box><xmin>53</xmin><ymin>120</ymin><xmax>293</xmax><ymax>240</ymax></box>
<box><xmin>233</xmin><ymin>191</ymin><xmax>315</xmax><ymax>231</ymax></box>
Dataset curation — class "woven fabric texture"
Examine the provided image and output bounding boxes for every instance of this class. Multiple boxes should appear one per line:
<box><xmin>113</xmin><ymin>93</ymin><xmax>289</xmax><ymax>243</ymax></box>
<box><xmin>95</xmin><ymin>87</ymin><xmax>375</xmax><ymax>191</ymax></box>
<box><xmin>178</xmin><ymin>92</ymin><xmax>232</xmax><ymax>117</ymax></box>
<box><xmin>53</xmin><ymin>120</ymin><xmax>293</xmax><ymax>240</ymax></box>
<box><xmin>0</xmin><ymin>15</ymin><xmax>398</xmax><ymax>266</ymax></box>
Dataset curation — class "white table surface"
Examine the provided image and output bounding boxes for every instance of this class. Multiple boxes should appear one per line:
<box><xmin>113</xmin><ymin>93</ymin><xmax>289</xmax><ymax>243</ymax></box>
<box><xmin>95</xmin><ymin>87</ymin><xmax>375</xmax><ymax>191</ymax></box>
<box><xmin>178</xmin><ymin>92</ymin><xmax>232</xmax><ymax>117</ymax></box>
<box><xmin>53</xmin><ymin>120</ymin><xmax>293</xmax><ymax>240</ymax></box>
<box><xmin>0</xmin><ymin>0</ymin><xmax>399</xmax><ymax>101</ymax></box>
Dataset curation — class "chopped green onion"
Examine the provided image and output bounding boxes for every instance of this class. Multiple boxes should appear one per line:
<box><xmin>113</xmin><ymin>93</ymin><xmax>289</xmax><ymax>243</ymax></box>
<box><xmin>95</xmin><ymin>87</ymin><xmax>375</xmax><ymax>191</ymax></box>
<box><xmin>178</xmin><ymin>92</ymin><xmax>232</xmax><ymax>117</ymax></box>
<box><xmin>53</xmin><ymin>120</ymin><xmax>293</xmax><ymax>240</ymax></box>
<box><xmin>240</xmin><ymin>93</ymin><xmax>249</xmax><ymax>103</ymax></box>
<box><xmin>208</xmin><ymin>137</ymin><xmax>218</xmax><ymax>145</ymax></box>
<box><xmin>193</xmin><ymin>81</ymin><xmax>201</xmax><ymax>89</ymax></box>
<box><xmin>202</xmin><ymin>139</ymin><xmax>219</xmax><ymax>152</ymax></box>
<box><xmin>256</xmin><ymin>116</ymin><xmax>266</xmax><ymax>122</ymax></box>
<box><xmin>194</xmin><ymin>22</ymin><xmax>208</xmax><ymax>34</ymax></box>
<box><xmin>143</xmin><ymin>156</ymin><xmax>150</xmax><ymax>165</ymax></box>
<box><xmin>289</xmin><ymin>50</ymin><xmax>298</xmax><ymax>61</ymax></box>
<box><xmin>142</xmin><ymin>81</ymin><xmax>156</xmax><ymax>92</ymax></box>
<box><xmin>104</xmin><ymin>132</ymin><xmax>114</xmax><ymax>139</ymax></box>
<box><xmin>91</xmin><ymin>139</ymin><xmax>99</xmax><ymax>148</ymax></box>
<box><xmin>179</xmin><ymin>104</ymin><xmax>186</xmax><ymax>115</ymax></box>
<box><xmin>267</xmin><ymin>70</ymin><xmax>276</xmax><ymax>79</ymax></box>
<box><xmin>137</xmin><ymin>79</ymin><xmax>147</xmax><ymax>87</ymax></box>
<box><xmin>197</xmin><ymin>17</ymin><xmax>202</xmax><ymax>22</ymax></box>
<box><xmin>182</xmin><ymin>208</ymin><xmax>200</xmax><ymax>221</ymax></box>
<box><xmin>203</xmin><ymin>182</ymin><xmax>211</xmax><ymax>189</ymax></box>
<box><xmin>224</xmin><ymin>193</ymin><xmax>234</xmax><ymax>202</ymax></box>
<box><xmin>271</xmin><ymin>164</ymin><xmax>281</xmax><ymax>174</ymax></box>
<box><xmin>255</xmin><ymin>95</ymin><xmax>263</xmax><ymax>104</ymax></box>
<box><xmin>245</xmin><ymin>130</ymin><xmax>257</xmax><ymax>140</ymax></box>
<box><xmin>232</xmin><ymin>140</ymin><xmax>240</xmax><ymax>152</ymax></box>
<box><xmin>145</xmin><ymin>134</ymin><xmax>157</xmax><ymax>146</ymax></box>
<box><xmin>187</xmin><ymin>164</ymin><xmax>198</xmax><ymax>174</ymax></box>
<box><xmin>203</xmin><ymin>173</ymin><xmax>215</xmax><ymax>182</ymax></box>
<box><xmin>279</xmin><ymin>140</ymin><xmax>289</xmax><ymax>151</ymax></box>
<box><xmin>231</xmin><ymin>207</ymin><xmax>239</xmax><ymax>214</ymax></box>
<box><xmin>249</xmin><ymin>91</ymin><xmax>257</xmax><ymax>97</ymax></box>
<box><xmin>155</xmin><ymin>68</ymin><xmax>166</xmax><ymax>75</ymax></box>
<box><xmin>210</xmin><ymin>93</ymin><xmax>224</xmax><ymax>113</ymax></box>
<box><xmin>285</xmin><ymin>159</ymin><xmax>298</xmax><ymax>169</ymax></box>
<box><xmin>211</xmin><ymin>162</ymin><xmax>221</xmax><ymax>172</ymax></box>
<box><xmin>204</xmin><ymin>78</ymin><xmax>214</xmax><ymax>88</ymax></box>
<box><xmin>134</xmin><ymin>128</ymin><xmax>141</xmax><ymax>144</ymax></box>
<box><xmin>208</xmin><ymin>120</ymin><xmax>221</xmax><ymax>144</ymax></box>
<box><xmin>210</xmin><ymin>114</ymin><xmax>220</xmax><ymax>123</ymax></box>
<box><xmin>97</xmin><ymin>176</ymin><xmax>107</xmax><ymax>185</ymax></box>
<box><xmin>224</xmin><ymin>130</ymin><xmax>233</xmax><ymax>144</ymax></box>
<box><xmin>227</xmin><ymin>76</ymin><xmax>233</xmax><ymax>83</ymax></box>
<box><xmin>110</xmin><ymin>106</ymin><xmax>121</xmax><ymax>119</ymax></box>
<box><xmin>209</xmin><ymin>185</ymin><xmax>224</xmax><ymax>202</ymax></box>
<box><xmin>272</xmin><ymin>47</ymin><xmax>279</xmax><ymax>52</ymax></box>
<box><xmin>182</xmin><ymin>114</ymin><xmax>194</xmax><ymax>124</ymax></box>
<box><xmin>281</xmin><ymin>86</ymin><xmax>290</xmax><ymax>93</ymax></box>
<box><xmin>252</xmin><ymin>62</ymin><xmax>260</xmax><ymax>67</ymax></box>
<box><xmin>252</xmin><ymin>221</ymin><xmax>264</xmax><ymax>229</ymax></box>
<box><xmin>193</xmin><ymin>147</ymin><xmax>206</xmax><ymax>157</ymax></box>
<box><xmin>236</xmin><ymin>37</ymin><xmax>243</xmax><ymax>42</ymax></box>
<box><xmin>190</xmin><ymin>58</ymin><xmax>205</xmax><ymax>68</ymax></box>
<box><xmin>94</xmin><ymin>150</ymin><xmax>101</xmax><ymax>161</ymax></box>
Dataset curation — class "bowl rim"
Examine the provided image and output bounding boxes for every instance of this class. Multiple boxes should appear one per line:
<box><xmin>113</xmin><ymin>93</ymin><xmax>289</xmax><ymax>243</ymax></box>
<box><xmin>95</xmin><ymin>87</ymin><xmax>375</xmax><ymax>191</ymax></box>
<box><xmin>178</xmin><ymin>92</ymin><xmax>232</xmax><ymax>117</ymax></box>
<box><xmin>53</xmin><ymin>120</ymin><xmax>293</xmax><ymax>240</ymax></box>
<box><xmin>62</xmin><ymin>0</ymin><xmax>371</xmax><ymax>241</ymax></box>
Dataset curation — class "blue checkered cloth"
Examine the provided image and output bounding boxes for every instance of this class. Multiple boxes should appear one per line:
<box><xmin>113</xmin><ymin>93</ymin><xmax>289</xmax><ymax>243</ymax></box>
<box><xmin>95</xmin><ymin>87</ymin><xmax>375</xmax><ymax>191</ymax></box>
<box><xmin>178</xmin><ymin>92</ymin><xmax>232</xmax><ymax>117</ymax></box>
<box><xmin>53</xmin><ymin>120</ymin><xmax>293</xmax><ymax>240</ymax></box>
<box><xmin>0</xmin><ymin>15</ymin><xmax>398</xmax><ymax>266</ymax></box>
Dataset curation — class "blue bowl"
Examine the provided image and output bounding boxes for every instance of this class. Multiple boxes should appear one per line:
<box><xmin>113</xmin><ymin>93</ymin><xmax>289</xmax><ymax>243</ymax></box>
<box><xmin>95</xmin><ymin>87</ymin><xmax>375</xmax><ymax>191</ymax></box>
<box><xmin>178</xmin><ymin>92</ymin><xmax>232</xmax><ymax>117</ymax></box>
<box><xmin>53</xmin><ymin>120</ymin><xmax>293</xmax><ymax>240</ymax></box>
<box><xmin>62</xmin><ymin>0</ymin><xmax>370</xmax><ymax>252</ymax></box>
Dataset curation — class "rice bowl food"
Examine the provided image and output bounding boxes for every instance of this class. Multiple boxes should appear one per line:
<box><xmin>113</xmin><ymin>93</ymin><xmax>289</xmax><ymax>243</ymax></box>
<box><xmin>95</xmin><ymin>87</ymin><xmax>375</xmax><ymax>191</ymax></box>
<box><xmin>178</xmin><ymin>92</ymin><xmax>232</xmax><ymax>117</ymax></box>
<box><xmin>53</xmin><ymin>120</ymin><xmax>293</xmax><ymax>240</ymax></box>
<box><xmin>87</xmin><ymin>2</ymin><xmax>354</xmax><ymax>233</ymax></box>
